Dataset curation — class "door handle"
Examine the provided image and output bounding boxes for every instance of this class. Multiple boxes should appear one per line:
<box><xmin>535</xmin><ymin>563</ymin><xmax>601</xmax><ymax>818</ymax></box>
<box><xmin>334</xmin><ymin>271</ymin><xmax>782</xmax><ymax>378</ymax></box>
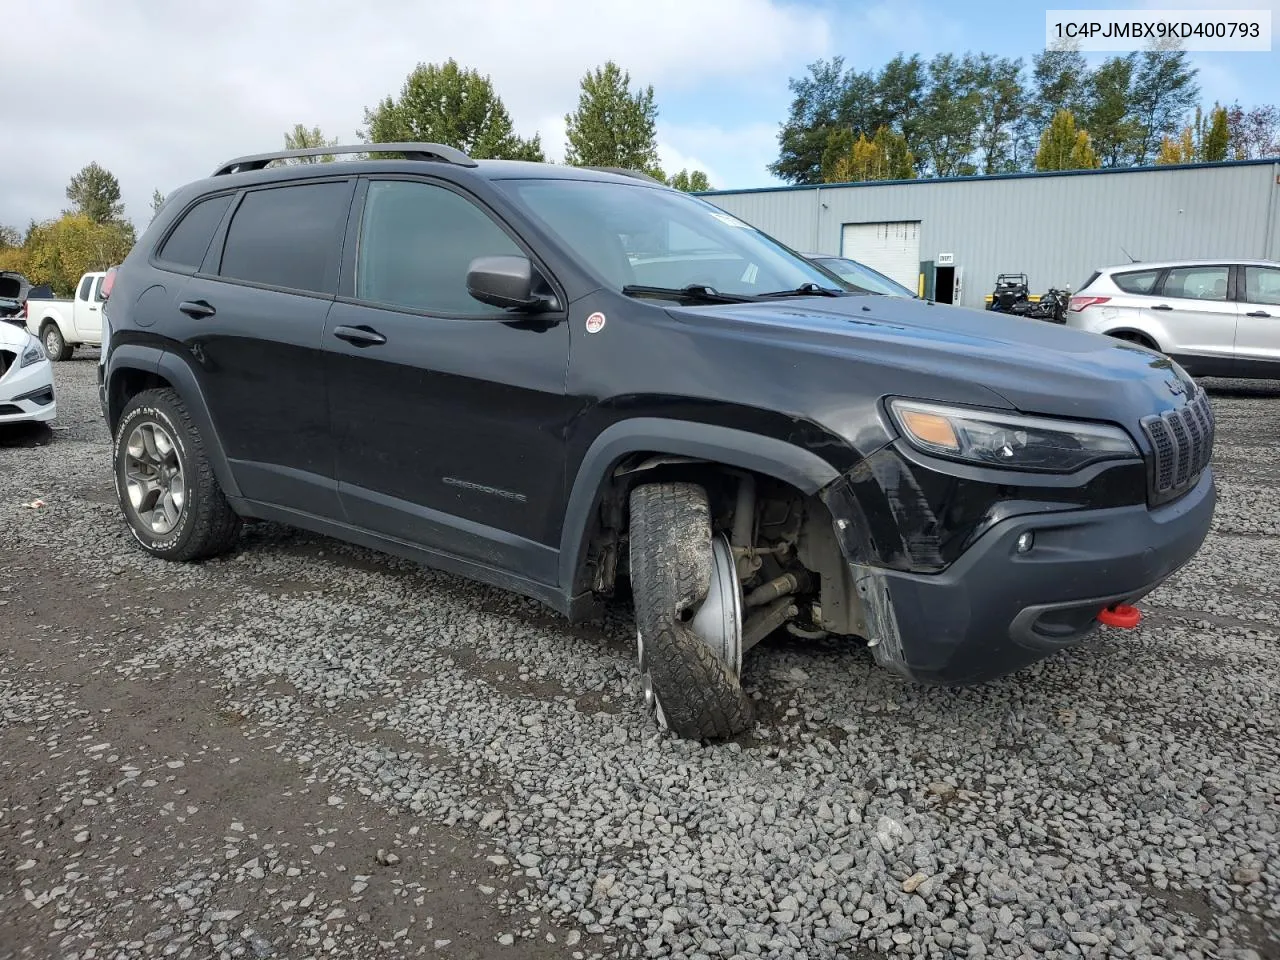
<box><xmin>1150</xmin><ymin>304</ymin><xmax>1173</xmax><ymax>311</ymax></box>
<box><xmin>333</xmin><ymin>324</ymin><xmax>387</xmax><ymax>347</ymax></box>
<box><xmin>179</xmin><ymin>300</ymin><xmax>216</xmax><ymax>319</ymax></box>
<box><xmin>1246</xmin><ymin>310</ymin><xmax>1271</xmax><ymax>318</ymax></box>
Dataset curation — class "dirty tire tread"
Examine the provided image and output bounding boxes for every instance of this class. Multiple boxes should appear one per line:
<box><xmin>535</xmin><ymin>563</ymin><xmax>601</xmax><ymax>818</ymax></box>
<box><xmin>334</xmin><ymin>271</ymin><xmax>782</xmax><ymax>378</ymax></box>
<box><xmin>114</xmin><ymin>387</ymin><xmax>241</xmax><ymax>562</ymax></box>
<box><xmin>630</xmin><ymin>482</ymin><xmax>753</xmax><ymax>741</ymax></box>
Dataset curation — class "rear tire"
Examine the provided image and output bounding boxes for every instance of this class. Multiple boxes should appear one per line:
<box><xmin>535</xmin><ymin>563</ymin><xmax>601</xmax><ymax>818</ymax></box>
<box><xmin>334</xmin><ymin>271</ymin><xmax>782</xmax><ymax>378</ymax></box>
<box><xmin>41</xmin><ymin>323</ymin><xmax>73</xmax><ymax>361</ymax></box>
<box><xmin>113</xmin><ymin>388</ymin><xmax>241</xmax><ymax>562</ymax></box>
<box><xmin>629</xmin><ymin>482</ymin><xmax>752</xmax><ymax>740</ymax></box>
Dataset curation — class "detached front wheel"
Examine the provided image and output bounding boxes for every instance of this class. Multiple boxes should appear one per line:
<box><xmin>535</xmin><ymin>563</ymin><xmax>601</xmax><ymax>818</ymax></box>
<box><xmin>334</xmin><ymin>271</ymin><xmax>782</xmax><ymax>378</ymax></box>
<box><xmin>629</xmin><ymin>482</ymin><xmax>752</xmax><ymax>740</ymax></box>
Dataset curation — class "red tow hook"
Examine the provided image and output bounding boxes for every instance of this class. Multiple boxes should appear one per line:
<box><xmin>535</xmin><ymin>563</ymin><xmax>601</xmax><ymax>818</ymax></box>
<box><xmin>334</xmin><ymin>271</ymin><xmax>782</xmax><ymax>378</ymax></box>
<box><xmin>1098</xmin><ymin>604</ymin><xmax>1142</xmax><ymax>629</ymax></box>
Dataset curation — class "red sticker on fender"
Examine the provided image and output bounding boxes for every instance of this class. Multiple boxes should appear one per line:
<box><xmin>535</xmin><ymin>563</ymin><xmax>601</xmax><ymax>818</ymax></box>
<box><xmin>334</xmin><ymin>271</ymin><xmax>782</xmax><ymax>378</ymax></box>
<box><xmin>585</xmin><ymin>312</ymin><xmax>606</xmax><ymax>334</ymax></box>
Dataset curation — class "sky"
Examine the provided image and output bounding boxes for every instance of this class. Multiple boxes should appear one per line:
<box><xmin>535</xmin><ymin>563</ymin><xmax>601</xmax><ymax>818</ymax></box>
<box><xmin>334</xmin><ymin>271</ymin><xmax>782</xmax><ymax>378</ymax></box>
<box><xmin>3</xmin><ymin>0</ymin><xmax>1277</xmax><ymax>233</ymax></box>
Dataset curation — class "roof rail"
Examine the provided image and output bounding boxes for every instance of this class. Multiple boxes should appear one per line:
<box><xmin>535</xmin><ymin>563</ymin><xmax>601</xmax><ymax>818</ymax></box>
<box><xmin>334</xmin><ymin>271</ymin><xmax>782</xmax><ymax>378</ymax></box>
<box><xmin>583</xmin><ymin>166</ymin><xmax>667</xmax><ymax>185</ymax></box>
<box><xmin>212</xmin><ymin>142</ymin><xmax>478</xmax><ymax>176</ymax></box>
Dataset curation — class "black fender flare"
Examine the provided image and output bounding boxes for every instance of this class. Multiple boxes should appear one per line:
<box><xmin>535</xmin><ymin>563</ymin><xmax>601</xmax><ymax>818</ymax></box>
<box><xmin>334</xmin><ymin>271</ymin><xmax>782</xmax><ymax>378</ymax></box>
<box><xmin>106</xmin><ymin>347</ymin><xmax>241</xmax><ymax>498</ymax></box>
<box><xmin>557</xmin><ymin>417</ymin><xmax>843</xmax><ymax>592</ymax></box>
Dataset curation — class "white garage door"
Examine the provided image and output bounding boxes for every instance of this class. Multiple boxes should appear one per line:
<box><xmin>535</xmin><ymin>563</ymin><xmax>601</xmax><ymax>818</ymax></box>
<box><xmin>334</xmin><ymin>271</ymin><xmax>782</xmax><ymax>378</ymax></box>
<box><xmin>840</xmin><ymin>221</ymin><xmax>921</xmax><ymax>291</ymax></box>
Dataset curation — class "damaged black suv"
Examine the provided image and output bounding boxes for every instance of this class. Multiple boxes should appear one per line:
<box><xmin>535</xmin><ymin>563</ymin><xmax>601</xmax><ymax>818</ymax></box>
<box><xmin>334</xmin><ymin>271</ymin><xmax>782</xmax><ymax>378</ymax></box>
<box><xmin>99</xmin><ymin>143</ymin><xmax>1215</xmax><ymax>740</ymax></box>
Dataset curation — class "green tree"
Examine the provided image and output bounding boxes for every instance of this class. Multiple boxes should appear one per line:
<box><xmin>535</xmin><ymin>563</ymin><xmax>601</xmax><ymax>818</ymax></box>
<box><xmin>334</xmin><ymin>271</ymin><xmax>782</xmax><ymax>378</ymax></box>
<box><xmin>668</xmin><ymin>169</ymin><xmax>711</xmax><ymax>192</ymax></box>
<box><xmin>283</xmin><ymin>123</ymin><xmax>338</xmax><ymax>162</ymax></box>
<box><xmin>0</xmin><ymin>224</ymin><xmax>20</xmax><ymax>248</ymax></box>
<box><xmin>873</xmin><ymin>54</ymin><xmax>927</xmax><ymax>170</ymax></box>
<box><xmin>65</xmin><ymin>162</ymin><xmax>125</xmax><ymax>224</ymax></box>
<box><xmin>1035</xmin><ymin>109</ymin><xmax>1099</xmax><ymax>170</ymax></box>
<box><xmin>915</xmin><ymin>54</ymin><xmax>982</xmax><ymax>177</ymax></box>
<box><xmin>362</xmin><ymin>60</ymin><xmax>543</xmax><ymax>161</ymax></box>
<box><xmin>771</xmin><ymin>58</ymin><xmax>878</xmax><ymax>184</ymax></box>
<box><xmin>1082</xmin><ymin>55</ymin><xmax>1142</xmax><ymax>166</ymax></box>
<box><xmin>1023</xmin><ymin>43</ymin><xmax>1088</xmax><ymax>163</ymax></box>
<box><xmin>970</xmin><ymin>53</ymin><xmax>1026</xmax><ymax>173</ymax></box>
<box><xmin>22</xmin><ymin>215</ymin><xmax>134</xmax><ymax>295</ymax></box>
<box><xmin>1201</xmin><ymin>104</ymin><xmax>1229</xmax><ymax>161</ymax></box>
<box><xmin>149</xmin><ymin>188</ymin><xmax>166</xmax><ymax>223</ymax></box>
<box><xmin>1128</xmin><ymin>44</ymin><xmax>1199</xmax><ymax>165</ymax></box>
<box><xmin>564</xmin><ymin>62</ymin><xmax>662</xmax><ymax>177</ymax></box>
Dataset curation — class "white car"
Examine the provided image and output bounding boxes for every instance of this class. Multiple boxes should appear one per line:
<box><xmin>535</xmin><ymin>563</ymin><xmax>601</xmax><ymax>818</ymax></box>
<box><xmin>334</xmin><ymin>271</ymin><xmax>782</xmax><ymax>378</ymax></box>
<box><xmin>0</xmin><ymin>322</ymin><xmax>56</xmax><ymax>425</ymax></box>
<box><xmin>1066</xmin><ymin>259</ymin><xmax>1280</xmax><ymax>379</ymax></box>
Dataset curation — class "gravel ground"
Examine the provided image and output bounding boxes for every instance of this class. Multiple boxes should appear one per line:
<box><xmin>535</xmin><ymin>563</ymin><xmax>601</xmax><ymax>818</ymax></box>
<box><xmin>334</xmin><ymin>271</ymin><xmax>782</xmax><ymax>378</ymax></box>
<box><xmin>1</xmin><ymin>355</ymin><xmax>1276</xmax><ymax>960</ymax></box>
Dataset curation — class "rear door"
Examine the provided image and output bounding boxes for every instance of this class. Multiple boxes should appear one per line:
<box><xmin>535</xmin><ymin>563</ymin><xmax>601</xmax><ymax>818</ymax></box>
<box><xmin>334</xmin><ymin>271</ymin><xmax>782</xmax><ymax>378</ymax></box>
<box><xmin>1147</xmin><ymin>264</ymin><xmax>1237</xmax><ymax>376</ymax></box>
<box><xmin>324</xmin><ymin>176</ymin><xmax>571</xmax><ymax>583</ymax></box>
<box><xmin>1235</xmin><ymin>264</ymin><xmax>1280</xmax><ymax>378</ymax></box>
<box><xmin>168</xmin><ymin>178</ymin><xmax>355</xmax><ymax>516</ymax></box>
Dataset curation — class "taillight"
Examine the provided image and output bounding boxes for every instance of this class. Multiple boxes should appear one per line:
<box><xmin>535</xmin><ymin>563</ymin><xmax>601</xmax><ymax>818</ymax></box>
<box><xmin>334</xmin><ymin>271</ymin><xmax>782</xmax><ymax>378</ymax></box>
<box><xmin>1069</xmin><ymin>296</ymin><xmax>1110</xmax><ymax>312</ymax></box>
<box><xmin>101</xmin><ymin>266</ymin><xmax>117</xmax><ymax>301</ymax></box>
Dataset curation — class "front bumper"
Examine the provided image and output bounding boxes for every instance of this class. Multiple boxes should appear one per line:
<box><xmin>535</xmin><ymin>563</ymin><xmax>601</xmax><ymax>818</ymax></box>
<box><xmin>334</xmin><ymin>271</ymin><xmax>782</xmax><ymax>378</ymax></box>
<box><xmin>0</xmin><ymin>358</ymin><xmax>57</xmax><ymax>424</ymax></box>
<box><xmin>839</xmin><ymin>468</ymin><xmax>1215</xmax><ymax>685</ymax></box>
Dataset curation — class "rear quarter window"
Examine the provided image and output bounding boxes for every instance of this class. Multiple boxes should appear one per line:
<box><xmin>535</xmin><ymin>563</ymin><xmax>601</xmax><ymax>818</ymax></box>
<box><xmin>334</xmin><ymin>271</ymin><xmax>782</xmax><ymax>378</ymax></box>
<box><xmin>1111</xmin><ymin>269</ymin><xmax>1162</xmax><ymax>295</ymax></box>
<box><xmin>157</xmin><ymin>194</ymin><xmax>234</xmax><ymax>270</ymax></box>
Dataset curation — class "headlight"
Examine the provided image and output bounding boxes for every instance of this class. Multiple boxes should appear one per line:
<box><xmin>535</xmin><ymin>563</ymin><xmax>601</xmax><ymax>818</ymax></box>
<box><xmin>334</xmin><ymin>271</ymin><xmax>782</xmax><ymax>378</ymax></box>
<box><xmin>888</xmin><ymin>398</ymin><xmax>1138</xmax><ymax>473</ymax></box>
<box><xmin>19</xmin><ymin>338</ymin><xmax>46</xmax><ymax>368</ymax></box>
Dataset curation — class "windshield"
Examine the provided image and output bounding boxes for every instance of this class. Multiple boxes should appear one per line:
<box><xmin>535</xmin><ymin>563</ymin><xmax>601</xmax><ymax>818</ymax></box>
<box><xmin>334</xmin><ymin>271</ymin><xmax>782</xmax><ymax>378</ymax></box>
<box><xmin>498</xmin><ymin>178</ymin><xmax>839</xmax><ymax>298</ymax></box>
<box><xmin>815</xmin><ymin>257</ymin><xmax>914</xmax><ymax>297</ymax></box>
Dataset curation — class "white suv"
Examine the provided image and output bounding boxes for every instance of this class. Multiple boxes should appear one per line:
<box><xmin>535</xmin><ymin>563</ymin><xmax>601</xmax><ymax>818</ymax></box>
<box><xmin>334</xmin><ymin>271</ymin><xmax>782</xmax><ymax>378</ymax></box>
<box><xmin>1066</xmin><ymin>259</ymin><xmax>1280</xmax><ymax>379</ymax></box>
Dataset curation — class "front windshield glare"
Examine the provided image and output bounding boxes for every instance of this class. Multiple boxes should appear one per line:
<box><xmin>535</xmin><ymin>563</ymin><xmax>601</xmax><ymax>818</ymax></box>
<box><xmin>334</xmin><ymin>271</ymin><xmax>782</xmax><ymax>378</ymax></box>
<box><xmin>824</xmin><ymin>259</ymin><xmax>913</xmax><ymax>297</ymax></box>
<box><xmin>499</xmin><ymin>178</ymin><xmax>838</xmax><ymax>297</ymax></box>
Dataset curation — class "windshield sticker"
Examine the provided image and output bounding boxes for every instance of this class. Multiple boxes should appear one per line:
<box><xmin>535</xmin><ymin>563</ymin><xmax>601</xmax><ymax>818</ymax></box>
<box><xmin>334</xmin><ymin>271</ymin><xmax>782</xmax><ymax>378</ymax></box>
<box><xmin>585</xmin><ymin>311</ymin><xmax>606</xmax><ymax>334</ymax></box>
<box><xmin>709</xmin><ymin>212</ymin><xmax>750</xmax><ymax>229</ymax></box>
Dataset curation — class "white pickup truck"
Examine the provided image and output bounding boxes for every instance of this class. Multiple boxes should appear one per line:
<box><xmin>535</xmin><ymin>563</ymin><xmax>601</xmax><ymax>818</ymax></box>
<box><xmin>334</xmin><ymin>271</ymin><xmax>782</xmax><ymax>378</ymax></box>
<box><xmin>26</xmin><ymin>271</ymin><xmax>107</xmax><ymax>361</ymax></box>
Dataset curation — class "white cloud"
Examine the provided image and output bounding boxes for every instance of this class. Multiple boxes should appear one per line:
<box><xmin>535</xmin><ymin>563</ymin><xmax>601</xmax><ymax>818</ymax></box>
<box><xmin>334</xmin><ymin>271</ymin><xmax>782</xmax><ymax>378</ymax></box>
<box><xmin>0</xmin><ymin>0</ymin><xmax>829</xmax><ymax>230</ymax></box>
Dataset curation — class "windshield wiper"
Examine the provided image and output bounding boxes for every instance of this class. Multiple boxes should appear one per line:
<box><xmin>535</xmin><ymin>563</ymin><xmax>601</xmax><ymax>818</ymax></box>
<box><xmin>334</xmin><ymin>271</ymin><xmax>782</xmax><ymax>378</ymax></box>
<box><xmin>621</xmin><ymin>284</ymin><xmax>759</xmax><ymax>304</ymax></box>
<box><xmin>757</xmin><ymin>283</ymin><xmax>846</xmax><ymax>299</ymax></box>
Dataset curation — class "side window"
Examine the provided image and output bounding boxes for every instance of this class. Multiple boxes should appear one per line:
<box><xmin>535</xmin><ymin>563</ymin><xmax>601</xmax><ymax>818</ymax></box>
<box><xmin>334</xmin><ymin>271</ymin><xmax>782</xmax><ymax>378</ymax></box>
<box><xmin>355</xmin><ymin>180</ymin><xmax>521</xmax><ymax>314</ymax></box>
<box><xmin>219</xmin><ymin>182</ymin><xmax>350</xmax><ymax>294</ymax></box>
<box><xmin>77</xmin><ymin>274</ymin><xmax>94</xmax><ymax>301</ymax></box>
<box><xmin>94</xmin><ymin>276</ymin><xmax>107</xmax><ymax>302</ymax></box>
<box><xmin>1243</xmin><ymin>266</ymin><xmax>1280</xmax><ymax>306</ymax></box>
<box><xmin>1159</xmin><ymin>266</ymin><xmax>1229</xmax><ymax>302</ymax></box>
<box><xmin>1111</xmin><ymin>269</ymin><xmax>1161</xmax><ymax>295</ymax></box>
<box><xmin>157</xmin><ymin>194</ymin><xmax>233</xmax><ymax>270</ymax></box>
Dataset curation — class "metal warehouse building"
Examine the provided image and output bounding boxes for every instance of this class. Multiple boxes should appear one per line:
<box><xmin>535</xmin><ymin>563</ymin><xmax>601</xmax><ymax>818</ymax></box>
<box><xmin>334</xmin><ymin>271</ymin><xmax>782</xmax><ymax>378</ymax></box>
<box><xmin>700</xmin><ymin>158</ymin><xmax>1280</xmax><ymax>309</ymax></box>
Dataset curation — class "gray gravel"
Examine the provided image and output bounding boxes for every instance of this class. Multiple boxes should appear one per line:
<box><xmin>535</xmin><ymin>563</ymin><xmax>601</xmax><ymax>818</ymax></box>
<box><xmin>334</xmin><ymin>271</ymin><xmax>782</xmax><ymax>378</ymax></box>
<box><xmin>1</xmin><ymin>355</ymin><xmax>1277</xmax><ymax>959</ymax></box>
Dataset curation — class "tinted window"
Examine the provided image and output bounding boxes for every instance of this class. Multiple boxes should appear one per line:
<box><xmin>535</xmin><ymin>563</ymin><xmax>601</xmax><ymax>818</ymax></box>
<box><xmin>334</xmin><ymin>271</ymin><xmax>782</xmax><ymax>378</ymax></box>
<box><xmin>1111</xmin><ymin>269</ymin><xmax>1161</xmax><ymax>295</ymax></box>
<box><xmin>1079</xmin><ymin>270</ymin><xmax>1101</xmax><ymax>291</ymax></box>
<box><xmin>355</xmin><ymin>180</ymin><xmax>521</xmax><ymax>314</ymax></box>
<box><xmin>1243</xmin><ymin>266</ymin><xmax>1280</xmax><ymax>306</ymax></box>
<box><xmin>77</xmin><ymin>274</ymin><xmax>93</xmax><ymax>300</ymax></box>
<box><xmin>158</xmin><ymin>194</ymin><xmax>233</xmax><ymax>269</ymax></box>
<box><xmin>94</xmin><ymin>276</ymin><xmax>107</xmax><ymax>302</ymax></box>
<box><xmin>1160</xmin><ymin>265</ymin><xmax>1228</xmax><ymax>301</ymax></box>
<box><xmin>220</xmin><ymin>183</ymin><xmax>349</xmax><ymax>293</ymax></box>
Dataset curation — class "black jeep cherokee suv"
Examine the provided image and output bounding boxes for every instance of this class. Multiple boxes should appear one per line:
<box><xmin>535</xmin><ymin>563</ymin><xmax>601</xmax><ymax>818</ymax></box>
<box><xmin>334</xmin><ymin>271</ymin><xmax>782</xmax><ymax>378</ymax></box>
<box><xmin>99</xmin><ymin>143</ymin><xmax>1215</xmax><ymax>740</ymax></box>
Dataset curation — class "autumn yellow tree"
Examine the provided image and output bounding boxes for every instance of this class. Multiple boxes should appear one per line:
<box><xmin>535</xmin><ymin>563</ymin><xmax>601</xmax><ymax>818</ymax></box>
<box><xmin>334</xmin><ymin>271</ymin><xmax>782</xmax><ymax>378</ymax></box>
<box><xmin>21</xmin><ymin>215</ymin><xmax>135</xmax><ymax>294</ymax></box>
<box><xmin>823</xmin><ymin>126</ymin><xmax>915</xmax><ymax>183</ymax></box>
<box><xmin>1035</xmin><ymin>109</ymin><xmax>1099</xmax><ymax>171</ymax></box>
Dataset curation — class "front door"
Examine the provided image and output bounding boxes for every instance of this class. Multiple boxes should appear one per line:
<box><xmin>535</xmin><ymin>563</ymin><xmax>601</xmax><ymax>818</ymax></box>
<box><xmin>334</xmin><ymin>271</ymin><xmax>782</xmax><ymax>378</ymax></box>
<box><xmin>78</xmin><ymin>274</ymin><xmax>104</xmax><ymax>341</ymax></box>
<box><xmin>1235</xmin><ymin>263</ymin><xmax>1280</xmax><ymax>378</ymax></box>
<box><xmin>325</xmin><ymin>177</ymin><xmax>571</xmax><ymax>585</ymax></box>
<box><xmin>1148</xmin><ymin>264</ymin><xmax>1237</xmax><ymax>376</ymax></box>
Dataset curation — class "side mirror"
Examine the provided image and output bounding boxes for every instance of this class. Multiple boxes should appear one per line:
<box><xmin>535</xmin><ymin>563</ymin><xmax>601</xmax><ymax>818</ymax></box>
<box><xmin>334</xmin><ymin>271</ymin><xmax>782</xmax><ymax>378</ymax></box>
<box><xmin>467</xmin><ymin>256</ymin><xmax>555</xmax><ymax>312</ymax></box>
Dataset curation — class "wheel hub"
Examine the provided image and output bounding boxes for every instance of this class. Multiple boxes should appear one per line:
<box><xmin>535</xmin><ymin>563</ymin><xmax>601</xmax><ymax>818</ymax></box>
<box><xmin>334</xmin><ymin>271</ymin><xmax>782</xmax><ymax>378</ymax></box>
<box><xmin>123</xmin><ymin>421</ymin><xmax>186</xmax><ymax>536</ymax></box>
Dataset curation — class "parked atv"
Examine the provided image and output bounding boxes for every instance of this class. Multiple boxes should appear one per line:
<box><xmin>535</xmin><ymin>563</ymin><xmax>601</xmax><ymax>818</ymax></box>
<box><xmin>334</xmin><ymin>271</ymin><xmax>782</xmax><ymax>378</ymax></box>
<box><xmin>987</xmin><ymin>274</ymin><xmax>1069</xmax><ymax>324</ymax></box>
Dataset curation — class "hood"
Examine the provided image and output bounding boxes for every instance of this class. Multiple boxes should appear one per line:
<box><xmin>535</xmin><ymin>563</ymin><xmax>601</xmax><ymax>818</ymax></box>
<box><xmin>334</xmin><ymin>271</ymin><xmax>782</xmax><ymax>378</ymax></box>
<box><xmin>0</xmin><ymin>320</ymin><xmax>36</xmax><ymax>351</ymax></box>
<box><xmin>671</xmin><ymin>295</ymin><xmax>1191</xmax><ymax>424</ymax></box>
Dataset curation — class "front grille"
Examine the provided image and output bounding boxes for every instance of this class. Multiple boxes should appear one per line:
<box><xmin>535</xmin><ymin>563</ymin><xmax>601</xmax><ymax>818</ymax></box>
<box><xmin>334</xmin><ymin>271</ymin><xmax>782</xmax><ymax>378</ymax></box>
<box><xmin>1141</xmin><ymin>389</ymin><xmax>1214</xmax><ymax>505</ymax></box>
